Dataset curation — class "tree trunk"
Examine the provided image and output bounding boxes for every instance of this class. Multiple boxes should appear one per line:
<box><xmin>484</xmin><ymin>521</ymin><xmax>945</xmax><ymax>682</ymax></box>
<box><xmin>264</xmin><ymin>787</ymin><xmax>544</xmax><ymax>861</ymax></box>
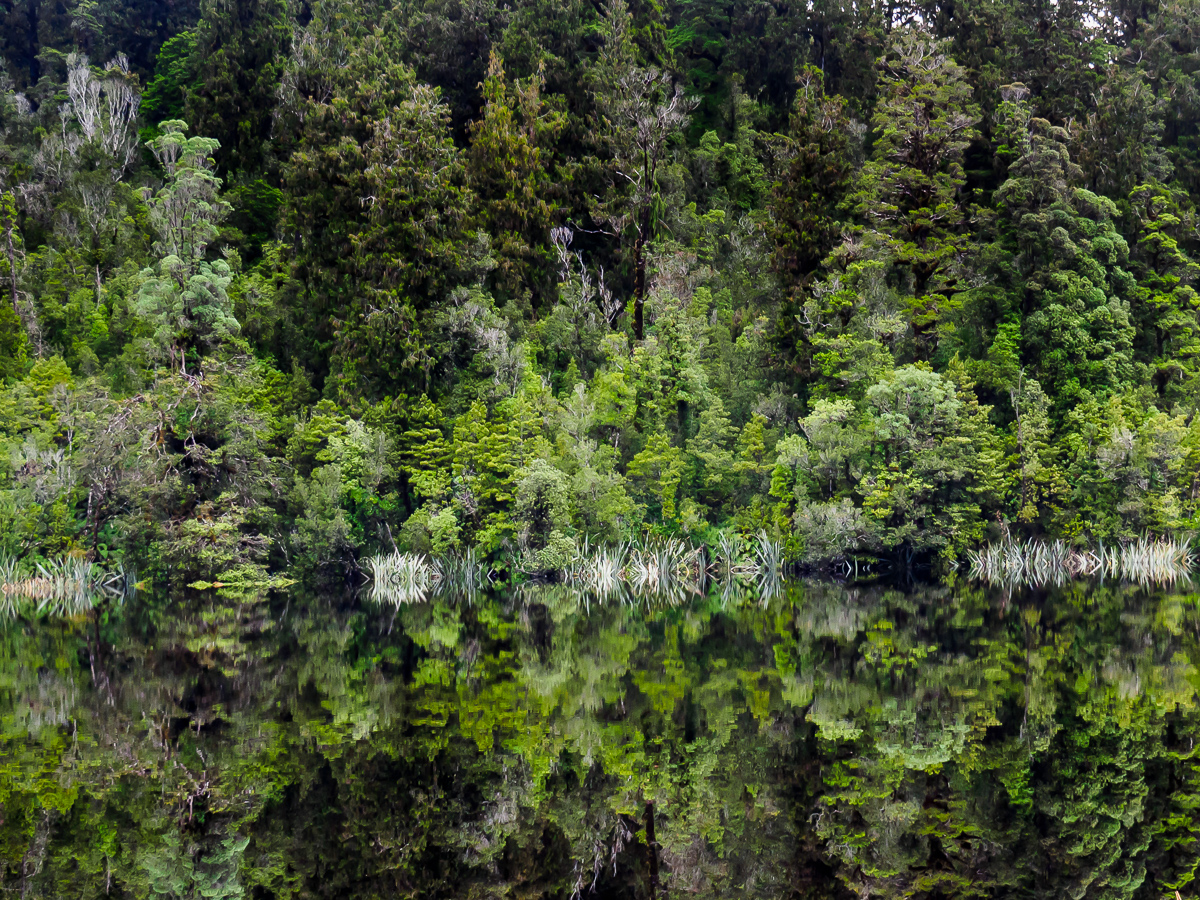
<box><xmin>645</xmin><ymin>801</ymin><xmax>660</xmax><ymax>900</ymax></box>
<box><xmin>633</xmin><ymin>201</ymin><xmax>650</xmax><ymax>341</ymax></box>
<box><xmin>5</xmin><ymin>209</ymin><xmax>18</xmax><ymax>317</ymax></box>
<box><xmin>633</xmin><ymin>144</ymin><xmax>655</xmax><ymax>342</ymax></box>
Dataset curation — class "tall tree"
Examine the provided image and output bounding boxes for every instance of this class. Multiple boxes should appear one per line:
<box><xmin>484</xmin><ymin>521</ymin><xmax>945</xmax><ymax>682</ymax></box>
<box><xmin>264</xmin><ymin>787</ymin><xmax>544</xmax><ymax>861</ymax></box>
<box><xmin>185</xmin><ymin>0</ymin><xmax>291</xmax><ymax>179</ymax></box>
<box><xmin>1127</xmin><ymin>181</ymin><xmax>1200</xmax><ymax>401</ymax></box>
<box><xmin>769</xmin><ymin>65</ymin><xmax>857</xmax><ymax>289</ymax></box>
<box><xmin>852</xmin><ymin>31</ymin><xmax>982</xmax><ymax>358</ymax></box>
<box><xmin>590</xmin><ymin>0</ymin><xmax>694</xmax><ymax>341</ymax></box>
<box><xmin>278</xmin><ymin>1</ymin><xmax>471</xmax><ymax>396</ymax></box>
<box><xmin>1075</xmin><ymin>65</ymin><xmax>1171</xmax><ymax>199</ymax></box>
<box><xmin>990</xmin><ymin>89</ymin><xmax>1137</xmax><ymax>411</ymax></box>
<box><xmin>1133</xmin><ymin>0</ymin><xmax>1200</xmax><ymax>195</ymax></box>
<box><xmin>467</xmin><ymin>52</ymin><xmax>564</xmax><ymax>303</ymax></box>
<box><xmin>136</xmin><ymin>120</ymin><xmax>236</xmax><ymax>372</ymax></box>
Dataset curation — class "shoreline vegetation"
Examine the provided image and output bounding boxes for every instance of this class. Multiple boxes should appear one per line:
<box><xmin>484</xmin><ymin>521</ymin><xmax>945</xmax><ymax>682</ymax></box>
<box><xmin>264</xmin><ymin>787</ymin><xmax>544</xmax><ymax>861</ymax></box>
<box><xmin>0</xmin><ymin>554</ymin><xmax>130</xmax><ymax>617</ymax></box>
<box><xmin>363</xmin><ymin>533</ymin><xmax>1199</xmax><ymax>608</ymax></box>
<box><xmin>6</xmin><ymin>530</ymin><xmax>1200</xmax><ymax>619</ymax></box>
<box><xmin>3</xmin><ymin>533</ymin><xmax>1197</xmax><ymax>619</ymax></box>
<box><xmin>12</xmin><ymin>5</ymin><xmax>1200</xmax><ymax>899</ymax></box>
<box><xmin>967</xmin><ymin>535</ymin><xmax>1197</xmax><ymax>587</ymax></box>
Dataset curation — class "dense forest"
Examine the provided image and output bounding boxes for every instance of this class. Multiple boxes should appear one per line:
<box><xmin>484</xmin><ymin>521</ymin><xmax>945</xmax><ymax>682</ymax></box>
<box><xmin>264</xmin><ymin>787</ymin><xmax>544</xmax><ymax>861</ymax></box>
<box><xmin>2</xmin><ymin>0</ymin><xmax>1200</xmax><ymax>583</ymax></box>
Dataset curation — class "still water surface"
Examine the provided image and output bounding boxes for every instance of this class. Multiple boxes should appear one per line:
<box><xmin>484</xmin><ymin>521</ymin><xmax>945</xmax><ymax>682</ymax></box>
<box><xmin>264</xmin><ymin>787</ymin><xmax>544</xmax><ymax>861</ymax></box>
<box><xmin>3</xmin><ymin>576</ymin><xmax>1199</xmax><ymax>899</ymax></box>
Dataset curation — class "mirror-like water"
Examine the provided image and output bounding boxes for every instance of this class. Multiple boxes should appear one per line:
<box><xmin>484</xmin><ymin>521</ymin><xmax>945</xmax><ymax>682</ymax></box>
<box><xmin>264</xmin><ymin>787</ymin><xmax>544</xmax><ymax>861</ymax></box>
<box><xmin>3</xmin><ymin>577</ymin><xmax>1200</xmax><ymax>899</ymax></box>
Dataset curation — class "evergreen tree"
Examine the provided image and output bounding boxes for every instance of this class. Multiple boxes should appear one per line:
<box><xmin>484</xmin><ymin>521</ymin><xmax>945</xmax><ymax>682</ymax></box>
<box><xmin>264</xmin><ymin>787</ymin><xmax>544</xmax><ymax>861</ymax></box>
<box><xmin>278</xmin><ymin>2</ymin><xmax>471</xmax><ymax>396</ymax></box>
<box><xmin>467</xmin><ymin>52</ymin><xmax>564</xmax><ymax>303</ymax></box>
<box><xmin>185</xmin><ymin>0</ymin><xmax>290</xmax><ymax>179</ymax></box>
<box><xmin>989</xmin><ymin>89</ymin><xmax>1137</xmax><ymax>412</ymax></box>
<box><xmin>853</xmin><ymin>30</ymin><xmax>982</xmax><ymax>359</ymax></box>
<box><xmin>589</xmin><ymin>0</ymin><xmax>694</xmax><ymax>341</ymax></box>
<box><xmin>770</xmin><ymin>66</ymin><xmax>856</xmax><ymax>288</ymax></box>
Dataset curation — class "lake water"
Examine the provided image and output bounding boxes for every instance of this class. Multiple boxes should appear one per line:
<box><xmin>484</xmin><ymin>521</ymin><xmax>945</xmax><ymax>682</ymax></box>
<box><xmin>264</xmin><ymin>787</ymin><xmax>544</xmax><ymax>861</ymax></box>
<box><xmin>3</xmin><ymin>575</ymin><xmax>1199</xmax><ymax>899</ymax></box>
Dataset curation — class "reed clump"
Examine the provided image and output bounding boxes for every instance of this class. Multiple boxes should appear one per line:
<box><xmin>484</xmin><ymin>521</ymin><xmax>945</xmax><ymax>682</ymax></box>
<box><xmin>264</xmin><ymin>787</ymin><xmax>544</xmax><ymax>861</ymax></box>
<box><xmin>563</xmin><ymin>539</ymin><xmax>630</xmax><ymax>603</ymax></box>
<box><xmin>709</xmin><ymin>531</ymin><xmax>785</xmax><ymax>603</ymax></box>
<box><xmin>562</xmin><ymin>532</ymin><xmax>788</xmax><ymax>607</ymax></box>
<box><xmin>628</xmin><ymin>538</ymin><xmax>704</xmax><ymax>598</ymax></box>
<box><xmin>562</xmin><ymin>538</ymin><xmax>704</xmax><ymax>606</ymax></box>
<box><xmin>0</xmin><ymin>555</ymin><xmax>127</xmax><ymax>618</ymax></box>
<box><xmin>435</xmin><ymin>547</ymin><xmax>488</xmax><ymax>600</ymax></box>
<box><xmin>968</xmin><ymin>536</ymin><xmax>1195</xmax><ymax>587</ymax></box>
<box><xmin>710</xmin><ymin>531</ymin><xmax>783</xmax><ymax>577</ymax></box>
<box><xmin>367</xmin><ymin>532</ymin><xmax>787</xmax><ymax>609</ymax></box>
<box><xmin>364</xmin><ymin>549</ymin><xmax>490</xmax><ymax>607</ymax></box>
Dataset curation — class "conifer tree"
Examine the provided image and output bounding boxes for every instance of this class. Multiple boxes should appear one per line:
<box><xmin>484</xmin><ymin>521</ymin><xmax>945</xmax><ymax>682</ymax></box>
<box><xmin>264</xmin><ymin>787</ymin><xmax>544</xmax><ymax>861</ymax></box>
<box><xmin>467</xmin><ymin>52</ymin><xmax>563</xmax><ymax>302</ymax></box>
<box><xmin>853</xmin><ymin>31</ymin><xmax>982</xmax><ymax>358</ymax></box>
<box><xmin>589</xmin><ymin>0</ymin><xmax>694</xmax><ymax>340</ymax></box>
<box><xmin>185</xmin><ymin>0</ymin><xmax>290</xmax><ymax>179</ymax></box>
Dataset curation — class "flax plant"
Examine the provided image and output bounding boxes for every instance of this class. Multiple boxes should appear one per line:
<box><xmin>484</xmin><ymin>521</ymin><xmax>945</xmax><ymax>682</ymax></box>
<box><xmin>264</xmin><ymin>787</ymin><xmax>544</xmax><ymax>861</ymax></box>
<box><xmin>968</xmin><ymin>536</ymin><xmax>1195</xmax><ymax>588</ymax></box>
<box><xmin>0</xmin><ymin>555</ymin><xmax>126</xmax><ymax>618</ymax></box>
<box><xmin>365</xmin><ymin>549</ymin><xmax>492</xmax><ymax>607</ymax></box>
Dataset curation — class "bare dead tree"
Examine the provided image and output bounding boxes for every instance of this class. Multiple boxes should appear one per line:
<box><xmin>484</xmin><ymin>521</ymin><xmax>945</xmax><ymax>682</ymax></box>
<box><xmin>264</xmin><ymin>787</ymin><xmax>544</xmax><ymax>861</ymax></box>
<box><xmin>65</xmin><ymin>53</ymin><xmax>141</xmax><ymax>180</ymax></box>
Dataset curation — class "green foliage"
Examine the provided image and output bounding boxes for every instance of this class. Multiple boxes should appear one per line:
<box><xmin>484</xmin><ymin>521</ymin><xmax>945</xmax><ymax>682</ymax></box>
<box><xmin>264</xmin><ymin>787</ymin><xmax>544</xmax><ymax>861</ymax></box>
<box><xmin>770</xmin><ymin>66</ymin><xmax>856</xmax><ymax>287</ymax></box>
<box><xmin>139</xmin><ymin>31</ymin><xmax>198</xmax><ymax>140</ymax></box>
<box><xmin>136</xmin><ymin>256</ymin><xmax>239</xmax><ymax>368</ymax></box>
<box><xmin>185</xmin><ymin>0</ymin><xmax>291</xmax><ymax>177</ymax></box>
<box><xmin>5</xmin><ymin>566</ymin><xmax>1200</xmax><ymax>899</ymax></box>
<box><xmin>9</xmin><ymin>4</ymin><xmax>1200</xmax><ymax>897</ymax></box>
<box><xmin>467</xmin><ymin>52</ymin><xmax>564</xmax><ymax>301</ymax></box>
<box><xmin>2</xmin><ymin>0</ymin><xmax>1200</xmax><ymax>586</ymax></box>
<box><xmin>848</xmin><ymin>33</ymin><xmax>980</xmax><ymax>358</ymax></box>
<box><xmin>145</xmin><ymin>120</ymin><xmax>231</xmax><ymax>266</ymax></box>
<box><xmin>277</xmin><ymin>5</ymin><xmax>471</xmax><ymax>394</ymax></box>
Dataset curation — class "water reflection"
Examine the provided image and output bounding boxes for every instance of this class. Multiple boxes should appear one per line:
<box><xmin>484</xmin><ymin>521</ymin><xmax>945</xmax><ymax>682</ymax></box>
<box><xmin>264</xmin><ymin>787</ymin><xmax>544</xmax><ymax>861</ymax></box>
<box><xmin>968</xmin><ymin>536</ymin><xmax>1196</xmax><ymax>588</ymax></box>
<box><xmin>364</xmin><ymin>538</ymin><xmax>790</xmax><ymax>611</ymax></box>
<box><xmin>364</xmin><ymin>548</ymin><xmax>490</xmax><ymax>606</ymax></box>
<box><xmin>3</xmin><ymin>575</ymin><xmax>1200</xmax><ymax>899</ymax></box>
<box><xmin>0</xmin><ymin>556</ymin><xmax>129</xmax><ymax>619</ymax></box>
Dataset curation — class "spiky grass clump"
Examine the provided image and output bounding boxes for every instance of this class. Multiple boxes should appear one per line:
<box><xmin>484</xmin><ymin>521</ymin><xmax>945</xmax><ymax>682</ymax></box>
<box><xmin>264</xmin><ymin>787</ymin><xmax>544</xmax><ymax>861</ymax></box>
<box><xmin>968</xmin><ymin>536</ymin><xmax>1196</xmax><ymax>587</ymax></box>
<box><xmin>0</xmin><ymin>555</ymin><xmax>126</xmax><ymax>619</ymax></box>
<box><xmin>564</xmin><ymin>540</ymin><xmax>630</xmax><ymax>604</ymax></box>
<box><xmin>711</xmin><ymin>531</ymin><xmax>783</xmax><ymax>576</ymax></box>
<box><xmin>562</xmin><ymin>538</ymin><xmax>704</xmax><ymax>607</ymax></box>
<box><xmin>364</xmin><ymin>549</ymin><xmax>492</xmax><ymax>606</ymax></box>
<box><xmin>715</xmin><ymin>532</ymin><xmax>743</xmax><ymax>574</ymax></box>
<box><xmin>752</xmin><ymin>531</ymin><xmax>783</xmax><ymax>576</ymax></box>
<box><xmin>627</xmin><ymin>538</ymin><xmax>704</xmax><ymax>604</ymax></box>
<box><xmin>0</xmin><ymin>553</ymin><xmax>19</xmax><ymax>619</ymax></box>
<box><xmin>434</xmin><ymin>548</ymin><xmax>488</xmax><ymax>601</ymax></box>
<box><xmin>364</xmin><ymin>551</ymin><xmax>436</xmax><ymax>607</ymax></box>
<box><xmin>707</xmin><ymin>531</ymin><xmax>785</xmax><ymax>604</ymax></box>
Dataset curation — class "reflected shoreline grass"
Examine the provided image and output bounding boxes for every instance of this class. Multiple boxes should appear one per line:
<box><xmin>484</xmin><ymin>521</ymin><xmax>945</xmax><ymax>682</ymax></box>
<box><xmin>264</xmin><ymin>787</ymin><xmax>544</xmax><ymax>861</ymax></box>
<box><xmin>363</xmin><ymin>548</ymin><xmax>490</xmax><ymax>607</ymax></box>
<box><xmin>364</xmin><ymin>532</ymin><xmax>789</xmax><ymax>608</ymax></box>
<box><xmin>967</xmin><ymin>537</ymin><xmax>1196</xmax><ymax>588</ymax></box>
<box><xmin>0</xmin><ymin>555</ymin><xmax>130</xmax><ymax>619</ymax></box>
<box><xmin>366</xmin><ymin>533</ymin><xmax>1199</xmax><ymax>608</ymax></box>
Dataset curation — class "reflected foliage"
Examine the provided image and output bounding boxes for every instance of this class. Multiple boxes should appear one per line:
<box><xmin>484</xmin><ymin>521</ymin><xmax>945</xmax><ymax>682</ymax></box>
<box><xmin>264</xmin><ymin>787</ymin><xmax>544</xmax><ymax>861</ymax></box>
<box><xmin>4</xmin><ymin>577</ymin><xmax>1200</xmax><ymax>898</ymax></box>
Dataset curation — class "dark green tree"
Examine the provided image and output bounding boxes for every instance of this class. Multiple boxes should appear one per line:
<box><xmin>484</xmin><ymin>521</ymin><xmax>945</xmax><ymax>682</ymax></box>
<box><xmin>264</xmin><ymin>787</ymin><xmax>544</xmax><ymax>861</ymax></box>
<box><xmin>589</xmin><ymin>0</ymin><xmax>694</xmax><ymax>341</ymax></box>
<box><xmin>989</xmin><ymin>89</ymin><xmax>1137</xmax><ymax>411</ymax></box>
<box><xmin>467</xmin><ymin>52</ymin><xmax>564</xmax><ymax>303</ymax></box>
<box><xmin>852</xmin><ymin>30</ymin><xmax>982</xmax><ymax>358</ymax></box>
<box><xmin>770</xmin><ymin>65</ymin><xmax>856</xmax><ymax>289</ymax></box>
<box><xmin>278</xmin><ymin>1</ymin><xmax>472</xmax><ymax>397</ymax></box>
<box><xmin>185</xmin><ymin>0</ymin><xmax>290</xmax><ymax>178</ymax></box>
